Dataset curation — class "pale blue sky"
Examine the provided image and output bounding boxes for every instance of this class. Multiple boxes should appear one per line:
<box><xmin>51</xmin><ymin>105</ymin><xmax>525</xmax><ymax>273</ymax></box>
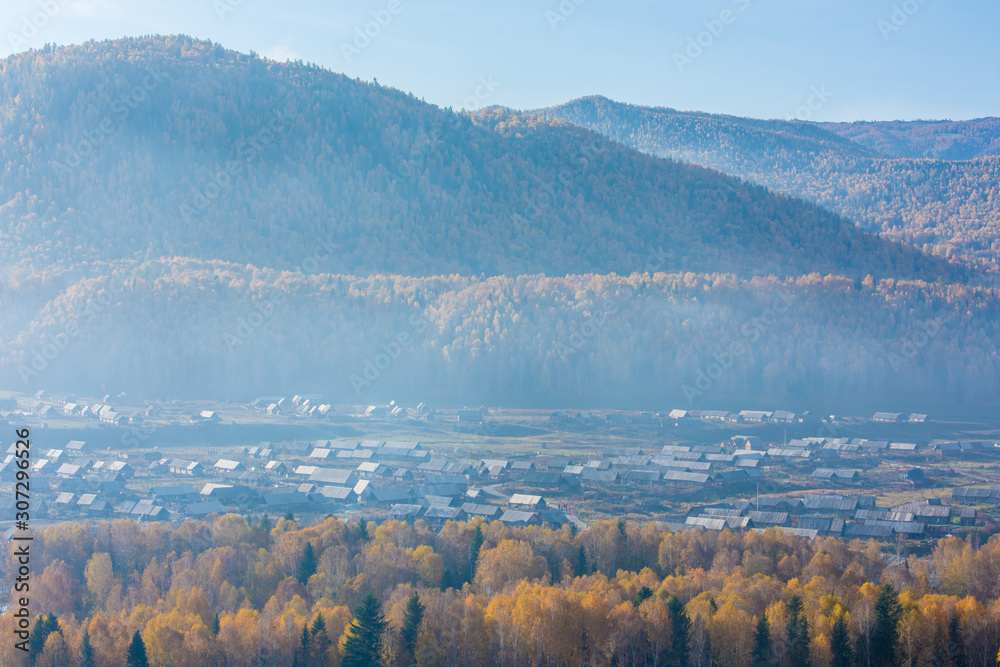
<box><xmin>3</xmin><ymin>0</ymin><xmax>997</xmax><ymax>121</ymax></box>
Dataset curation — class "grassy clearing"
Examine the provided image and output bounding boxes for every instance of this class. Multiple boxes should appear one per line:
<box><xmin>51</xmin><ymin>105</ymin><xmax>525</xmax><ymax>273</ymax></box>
<box><xmin>878</xmin><ymin>486</ymin><xmax>956</xmax><ymax>508</ymax></box>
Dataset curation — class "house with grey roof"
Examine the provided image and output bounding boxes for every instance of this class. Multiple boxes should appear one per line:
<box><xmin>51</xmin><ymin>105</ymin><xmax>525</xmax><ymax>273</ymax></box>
<box><xmin>499</xmin><ymin>510</ymin><xmax>541</xmax><ymax>526</ymax></box>
<box><xmin>308</xmin><ymin>468</ymin><xmax>358</xmax><ymax>487</ymax></box>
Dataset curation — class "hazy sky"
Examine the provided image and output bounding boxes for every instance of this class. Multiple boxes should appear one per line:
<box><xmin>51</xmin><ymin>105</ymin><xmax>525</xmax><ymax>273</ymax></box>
<box><xmin>3</xmin><ymin>0</ymin><xmax>998</xmax><ymax>121</ymax></box>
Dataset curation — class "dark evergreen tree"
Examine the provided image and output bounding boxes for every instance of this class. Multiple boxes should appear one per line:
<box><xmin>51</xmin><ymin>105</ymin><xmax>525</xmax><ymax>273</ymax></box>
<box><xmin>297</xmin><ymin>542</ymin><xmax>317</xmax><ymax>584</ymax></box>
<box><xmin>751</xmin><ymin>613</ymin><xmax>771</xmax><ymax>667</ymax></box>
<box><xmin>667</xmin><ymin>595</ymin><xmax>690</xmax><ymax>667</ymax></box>
<box><xmin>309</xmin><ymin>614</ymin><xmax>332</xmax><ymax>665</ymax></box>
<box><xmin>786</xmin><ymin>596</ymin><xmax>810</xmax><ymax>667</ymax></box>
<box><xmin>292</xmin><ymin>623</ymin><xmax>310</xmax><ymax>667</ymax></box>
<box><xmin>210</xmin><ymin>612</ymin><xmax>220</xmax><ymax>638</ymax></box>
<box><xmin>284</xmin><ymin>510</ymin><xmax>295</xmax><ymax>522</ymax></box>
<box><xmin>577</xmin><ymin>545</ymin><xmax>588</xmax><ymax>577</ymax></box>
<box><xmin>400</xmin><ymin>591</ymin><xmax>425</xmax><ymax>661</ymax></box>
<box><xmin>30</xmin><ymin>613</ymin><xmax>58</xmax><ymax>659</ymax></box>
<box><xmin>29</xmin><ymin>615</ymin><xmax>48</xmax><ymax>659</ymax></box>
<box><xmin>258</xmin><ymin>514</ymin><xmax>272</xmax><ymax>546</ymax></box>
<box><xmin>947</xmin><ymin>612</ymin><xmax>966</xmax><ymax>667</ymax></box>
<box><xmin>342</xmin><ymin>592</ymin><xmax>388</xmax><ymax>667</ymax></box>
<box><xmin>635</xmin><ymin>586</ymin><xmax>653</xmax><ymax>607</ymax></box>
<box><xmin>830</xmin><ymin>611</ymin><xmax>853</xmax><ymax>667</ymax></box>
<box><xmin>468</xmin><ymin>524</ymin><xmax>484</xmax><ymax>581</ymax></box>
<box><xmin>126</xmin><ymin>631</ymin><xmax>149</xmax><ymax>667</ymax></box>
<box><xmin>79</xmin><ymin>630</ymin><xmax>95</xmax><ymax>667</ymax></box>
<box><xmin>871</xmin><ymin>584</ymin><xmax>902</xmax><ymax>667</ymax></box>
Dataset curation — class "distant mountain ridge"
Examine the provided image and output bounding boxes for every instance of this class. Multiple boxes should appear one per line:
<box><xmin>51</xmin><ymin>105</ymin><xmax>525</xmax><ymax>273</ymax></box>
<box><xmin>536</xmin><ymin>95</ymin><xmax>1000</xmax><ymax>272</ymax></box>
<box><xmin>819</xmin><ymin>117</ymin><xmax>1000</xmax><ymax>161</ymax></box>
<box><xmin>0</xmin><ymin>37</ymin><xmax>958</xmax><ymax>281</ymax></box>
<box><xmin>2</xmin><ymin>37</ymin><xmax>997</xmax><ymax>408</ymax></box>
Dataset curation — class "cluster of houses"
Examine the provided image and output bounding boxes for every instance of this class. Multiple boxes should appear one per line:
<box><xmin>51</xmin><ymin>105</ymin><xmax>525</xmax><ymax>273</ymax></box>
<box><xmin>3</xmin><ymin>391</ymin><xmax>997</xmax><ymax>543</ymax></box>
<box><xmin>251</xmin><ymin>395</ymin><xmax>336</xmax><ymax>418</ymax></box>
<box><xmin>4</xmin><ymin>393</ymin><xmax>933</xmax><ymax>432</ymax></box>
<box><xmin>676</xmin><ymin>494</ymin><xmax>976</xmax><ymax>540</ymax></box>
<box><xmin>1</xmin><ymin>422</ymin><xmax>995</xmax><ymax>534</ymax></box>
<box><xmin>549</xmin><ymin>409</ymin><xmax>928</xmax><ymax>427</ymax></box>
<box><xmin>0</xmin><ymin>437</ymin><xmax>591</xmax><ymax>530</ymax></box>
<box><xmin>747</xmin><ymin>434</ymin><xmax>995</xmax><ymax>464</ymax></box>
<box><xmin>12</xmin><ymin>389</ymin><xmax>149</xmax><ymax>424</ymax></box>
<box><xmin>14</xmin><ymin>392</ymin><xmax>156</xmax><ymax>425</ymax></box>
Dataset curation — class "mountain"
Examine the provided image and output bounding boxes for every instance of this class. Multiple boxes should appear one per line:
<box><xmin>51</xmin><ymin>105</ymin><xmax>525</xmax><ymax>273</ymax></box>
<box><xmin>536</xmin><ymin>96</ymin><xmax>1000</xmax><ymax>271</ymax></box>
<box><xmin>820</xmin><ymin>118</ymin><xmax>1000</xmax><ymax>161</ymax></box>
<box><xmin>0</xmin><ymin>37</ymin><xmax>959</xmax><ymax>282</ymax></box>
<box><xmin>0</xmin><ymin>37</ymin><xmax>996</xmax><ymax>408</ymax></box>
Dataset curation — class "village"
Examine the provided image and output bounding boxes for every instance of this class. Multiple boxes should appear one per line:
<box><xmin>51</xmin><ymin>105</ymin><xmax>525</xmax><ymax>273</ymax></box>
<box><xmin>2</xmin><ymin>392</ymin><xmax>999</xmax><ymax>553</ymax></box>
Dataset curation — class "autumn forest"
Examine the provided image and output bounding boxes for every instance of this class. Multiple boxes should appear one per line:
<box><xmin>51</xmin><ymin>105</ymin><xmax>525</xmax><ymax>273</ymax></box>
<box><xmin>4</xmin><ymin>515</ymin><xmax>1000</xmax><ymax>666</ymax></box>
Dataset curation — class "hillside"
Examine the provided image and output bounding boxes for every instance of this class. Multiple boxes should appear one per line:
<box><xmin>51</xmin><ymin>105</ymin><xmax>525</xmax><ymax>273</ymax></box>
<box><xmin>1</xmin><ymin>37</ymin><xmax>996</xmax><ymax>407</ymax></box>
<box><xmin>538</xmin><ymin>96</ymin><xmax>1000</xmax><ymax>271</ymax></box>
<box><xmin>820</xmin><ymin>117</ymin><xmax>1000</xmax><ymax>160</ymax></box>
<box><xmin>0</xmin><ymin>37</ymin><xmax>958</xmax><ymax>281</ymax></box>
<box><xmin>3</xmin><ymin>258</ymin><xmax>998</xmax><ymax>407</ymax></box>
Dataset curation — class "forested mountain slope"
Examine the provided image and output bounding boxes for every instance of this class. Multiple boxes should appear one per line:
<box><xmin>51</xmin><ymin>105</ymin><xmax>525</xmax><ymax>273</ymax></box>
<box><xmin>0</xmin><ymin>37</ymin><xmax>956</xmax><ymax>281</ymax></box>
<box><xmin>3</xmin><ymin>258</ymin><xmax>997</xmax><ymax>407</ymax></box>
<box><xmin>1</xmin><ymin>37</ymin><xmax>996</xmax><ymax>406</ymax></box>
<box><xmin>820</xmin><ymin>117</ymin><xmax>1000</xmax><ymax>160</ymax></box>
<box><xmin>538</xmin><ymin>96</ymin><xmax>1000</xmax><ymax>271</ymax></box>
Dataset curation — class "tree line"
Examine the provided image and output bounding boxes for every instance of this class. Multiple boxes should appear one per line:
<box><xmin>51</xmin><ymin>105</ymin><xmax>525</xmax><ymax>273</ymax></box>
<box><xmin>2</xmin><ymin>259</ymin><xmax>997</xmax><ymax>407</ymax></box>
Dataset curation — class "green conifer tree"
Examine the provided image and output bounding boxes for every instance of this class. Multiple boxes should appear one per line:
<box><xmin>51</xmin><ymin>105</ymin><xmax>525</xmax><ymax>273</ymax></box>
<box><xmin>79</xmin><ymin>630</ymin><xmax>95</xmax><ymax>667</ymax></box>
<box><xmin>297</xmin><ymin>542</ymin><xmax>317</xmax><ymax>584</ymax></box>
<box><xmin>126</xmin><ymin>631</ymin><xmax>149</xmax><ymax>667</ymax></box>
<box><xmin>400</xmin><ymin>592</ymin><xmax>425</xmax><ymax>660</ymax></box>
<box><xmin>751</xmin><ymin>614</ymin><xmax>771</xmax><ymax>667</ymax></box>
<box><xmin>342</xmin><ymin>593</ymin><xmax>388</xmax><ymax>667</ymax></box>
